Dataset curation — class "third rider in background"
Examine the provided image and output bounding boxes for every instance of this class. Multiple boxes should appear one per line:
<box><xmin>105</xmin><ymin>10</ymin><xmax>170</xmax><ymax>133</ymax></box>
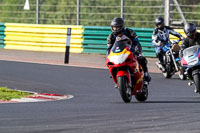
<box><xmin>180</xmin><ymin>23</ymin><xmax>200</xmax><ymax>54</ymax></box>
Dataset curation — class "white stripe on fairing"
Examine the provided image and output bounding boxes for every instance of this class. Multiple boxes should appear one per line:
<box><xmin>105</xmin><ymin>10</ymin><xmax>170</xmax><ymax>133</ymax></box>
<box><xmin>109</xmin><ymin>53</ymin><xmax>129</xmax><ymax>64</ymax></box>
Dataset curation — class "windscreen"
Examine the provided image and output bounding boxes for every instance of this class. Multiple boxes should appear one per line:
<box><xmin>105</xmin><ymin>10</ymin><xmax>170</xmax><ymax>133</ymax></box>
<box><xmin>111</xmin><ymin>41</ymin><xmax>129</xmax><ymax>53</ymax></box>
<box><xmin>183</xmin><ymin>45</ymin><xmax>200</xmax><ymax>56</ymax></box>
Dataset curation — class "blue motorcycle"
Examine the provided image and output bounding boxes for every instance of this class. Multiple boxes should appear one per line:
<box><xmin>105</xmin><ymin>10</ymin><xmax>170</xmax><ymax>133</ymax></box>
<box><xmin>155</xmin><ymin>40</ymin><xmax>185</xmax><ymax>79</ymax></box>
<box><xmin>181</xmin><ymin>45</ymin><xmax>200</xmax><ymax>93</ymax></box>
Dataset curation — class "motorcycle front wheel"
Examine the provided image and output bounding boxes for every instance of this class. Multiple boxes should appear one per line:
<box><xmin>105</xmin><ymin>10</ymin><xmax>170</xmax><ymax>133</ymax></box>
<box><xmin>162</xmin><ymin>56</ymin><xmax>172</xmax><ymax>78</ymax></box>
<box><xmin>193</xmin><ymin>73</ymin><xmax>200</xmax><ymax>93</ymax></box>
<box><xmin>118</xmin><ymin>76</ymin><xmax>132</xmax><ymax>103</ymax></box>
<box><xmin>162</xmin><ymin>64</ymin><xmax>172</xmax><ymax>78</ymax></box>
<box><xmin>163</xmin><ymin>71</ymin><xmax>172</xmax><ymax>78</ymax></box>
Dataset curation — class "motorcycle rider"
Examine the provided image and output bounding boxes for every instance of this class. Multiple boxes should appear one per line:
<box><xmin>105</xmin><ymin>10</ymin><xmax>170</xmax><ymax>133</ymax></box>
<box><xmin>107</xmin><ymin>17</ymin><xmax>151</xmax><ymax>82</ymax></box>
<box><xmin>181</xmin><ymin>23</ymin><xmax>200</xmax><ymax>51</ymax></box>
<box><xmin>152</xmin><ymin>16</ymin><xmax>183</xmax><ymax>72</ymax></box>
<box><xmin>180</xmin><ymin>23</ymin><xmax>200</xmax><ymax>93</ymax></box>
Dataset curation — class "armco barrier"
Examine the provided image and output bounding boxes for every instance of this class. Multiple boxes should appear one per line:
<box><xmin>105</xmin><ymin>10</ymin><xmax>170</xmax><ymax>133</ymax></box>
<box><xmin>170</xmin><ymin>29</ymin><xmax>185</xmax><ymax>43</ymax></box>
<box><xmin>82</xmin><ymin>26</ymin><xmax>156</xmax><ymax>57</ymax></box>
<box><xmin>3</xmin><ymin>23</ymin><xmax>84</xmax><ymax>53</ymax></box>
<box><xmin>0</xmin><ymin>23</ymin><xmax>5</xmax><ymax>48</ymax></box>
<box><xmin>0</xmin><ymin>23</ymin><xmax>186</xmax><ymax>58</ymax></box>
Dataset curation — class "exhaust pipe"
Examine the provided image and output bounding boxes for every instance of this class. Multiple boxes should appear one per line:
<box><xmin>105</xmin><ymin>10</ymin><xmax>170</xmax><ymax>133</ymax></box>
<box><xmin>156</xmin><ymin>62</ymin><xmax>162</xmax><ymax>69</ymax></box>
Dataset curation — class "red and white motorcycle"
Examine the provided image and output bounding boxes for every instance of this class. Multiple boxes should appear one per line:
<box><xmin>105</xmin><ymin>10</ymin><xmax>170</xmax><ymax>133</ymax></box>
<box><xmin>106</xmin><ymin>39</ymin><xmax>148</xmax><ymax>103</ymax></box>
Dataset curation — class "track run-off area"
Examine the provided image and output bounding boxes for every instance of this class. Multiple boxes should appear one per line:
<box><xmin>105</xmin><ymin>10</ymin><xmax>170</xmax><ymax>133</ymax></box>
<box><xmin>0</xmin><ymin>59</ymin><xmax>200</xmax><ymax>133</ymax></box>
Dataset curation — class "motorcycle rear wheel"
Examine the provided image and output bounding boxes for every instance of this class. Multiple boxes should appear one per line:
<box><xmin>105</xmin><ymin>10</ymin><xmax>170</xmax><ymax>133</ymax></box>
<box><xmin>118</xmin><ymin>76</ymin><xmax>132</xmax><ymax>103</ymax></box>
<box><xmin>135</xmin><ymin>83</ymin><xmax>148</xmax><ymax>102</ymax></box>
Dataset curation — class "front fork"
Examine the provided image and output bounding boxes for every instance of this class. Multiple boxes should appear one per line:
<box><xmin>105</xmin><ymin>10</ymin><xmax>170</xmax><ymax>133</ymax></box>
<box><xmin>115</xmin><ymin>67</ymin><xmax>144</xmax><ymax>95</ymax></box>
<box><xmin>116</xmin><ymin>68</ymin><xmax>132</xmax><ymax>88</ymax></box>
<box><xmin>169</xmin><ymin>49</ymin><xmax>179</xmax><ymax>72</ymax></box>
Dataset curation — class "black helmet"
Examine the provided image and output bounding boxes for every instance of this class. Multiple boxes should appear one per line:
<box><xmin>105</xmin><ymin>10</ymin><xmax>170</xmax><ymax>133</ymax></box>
<box><xmin>155</xmin><ymin>16</ymin><xmax>164</xmax><ymax>30</ymax></box>
<box><xmin>111</xmin><ymin>17</ymin><xmax>124</xmax><ymax>35</ymax></box>
<box><xmin>184</xmin><ymin>23</ymin><xmax>197</xmax><ymax>38</ymax></box>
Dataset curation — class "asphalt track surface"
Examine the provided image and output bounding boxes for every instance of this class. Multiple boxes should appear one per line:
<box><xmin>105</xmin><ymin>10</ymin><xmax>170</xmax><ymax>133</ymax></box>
<box><xmin>0</xmin><ymin>59</ymin><xmax>200</xmax><ymax>133</ymax></box>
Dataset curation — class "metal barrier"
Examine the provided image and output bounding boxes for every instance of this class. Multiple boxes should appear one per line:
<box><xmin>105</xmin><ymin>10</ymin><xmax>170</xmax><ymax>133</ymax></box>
<box><xmin>82</xmin><ymin>26</ymin><xmax>156</xmax><ymax>57</ymax></box>
<box><xmin>0</xmin><ymin>23</ymin><xmax>188</xmax><ymax>58</ymax></box>
<box><xmin>0</xmin><ymin>23</ymin><xmax>5</xmax><ymax>48</ymax></box>
<box><xmin>1</xmin><ymin>23</ymin><xmax>84</xmax><ymax>53</ymax></box>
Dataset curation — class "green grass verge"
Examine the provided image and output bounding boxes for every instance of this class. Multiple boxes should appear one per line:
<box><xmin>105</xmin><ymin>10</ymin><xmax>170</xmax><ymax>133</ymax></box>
<box><xmin>0</xmin><ymin>87</ymin><xmax>32</xmax><ymax>101</ymax></box>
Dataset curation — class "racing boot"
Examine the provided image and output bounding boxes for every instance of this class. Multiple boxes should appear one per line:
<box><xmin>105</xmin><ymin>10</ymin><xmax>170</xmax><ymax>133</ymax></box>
<box><xmin>156</xmin><ymin>60</ymin><xmax>166</xmax><ymax>72</ymax></box>
<box><xmin>159</xmin><ymin>60</ymin><xmax>166</xmax><ymax>72</ymax></box>
<box><xmin>115</xmin><ymin>84</ymin><xmax>118</xmax><ymax>89</ymax></box>
<box><xmin>194</xmin><ymin>87</ymin><xmax>199</xmax><ymax>93</ymax></box>
<box><xmin>161</xmin><ymin>64</ymin><xmax>166</xmax><ymax>73</ymax></box>
<box><xmin>144</xmin><ymin>72</ymin><xmax>151</xmax><ymax>82</ymax></box>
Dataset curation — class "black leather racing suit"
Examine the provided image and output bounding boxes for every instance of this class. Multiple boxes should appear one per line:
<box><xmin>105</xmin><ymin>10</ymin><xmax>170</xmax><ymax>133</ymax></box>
<box><xmin>181</xmin><ymin>32</ymin><xmax>200</xmax><ymax>51</ymax></box>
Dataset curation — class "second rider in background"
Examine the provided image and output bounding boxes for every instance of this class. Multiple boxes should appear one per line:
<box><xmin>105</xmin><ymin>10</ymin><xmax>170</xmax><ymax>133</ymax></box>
<box><xmin>152</xmin><ymin>16</ymin><xmax>183</xmax><ymax>72</ymax></box>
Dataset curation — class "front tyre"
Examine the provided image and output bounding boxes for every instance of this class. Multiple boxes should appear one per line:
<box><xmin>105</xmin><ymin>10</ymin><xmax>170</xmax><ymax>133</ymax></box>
<box><xmin>193</xmin><ymin>73</ymin><xmax>200</xmax><ymax>93</ymax></box>
<box><xmin>118</xmin><ymin>76</ymin><xmax>132</xmax><ymax>103</ymax></box>
<box><xmin>162</xmin><ymin>56</ymin><xmax>172</xmax><ymax>78</ymax></box>
<box><xmin>163</xmin><ymin>71</ymin><xmax>172</xmax><ymax>78</ymax></box>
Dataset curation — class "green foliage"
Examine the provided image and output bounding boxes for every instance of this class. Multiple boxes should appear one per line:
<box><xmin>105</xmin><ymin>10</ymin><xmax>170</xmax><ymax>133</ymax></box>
<box><xmin>39</xmin><ymin>0</ymin><xmax>77</xmax><ymax>25</ymax></box>
<box><xmin>0</xmin><ymin>87</ymin><xmax>31</xmax><ymax>101</ymax></box>
<box><xmin>124</xmin><ymin>0</ymin><xmax>163</xmax><ymax>28</ymax></box>
<box><xmin>0</xmin><ymin>0</ymin><xmax>36</xmax><ymax>23</ymax></box>
<box><xmin>0</xmin><ymin>0</ymin><xmax>199</xmax><ymax>28</ymax></box>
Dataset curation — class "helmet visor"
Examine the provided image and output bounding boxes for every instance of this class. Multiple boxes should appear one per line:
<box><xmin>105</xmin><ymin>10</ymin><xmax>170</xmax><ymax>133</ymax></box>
<box><xmin>187</xmin><ymin>30</ymin><xmax>196</xmax><ymax>38</ymax></box>
<box><xmin>112</xmin><ymin>26</ymin><xmax>120</xmax><ymax>31</ymax></box>
<box><xmin>156</xmin><ymin>23</ymin><xmax>164</xmax><ymax>30</ymax></box>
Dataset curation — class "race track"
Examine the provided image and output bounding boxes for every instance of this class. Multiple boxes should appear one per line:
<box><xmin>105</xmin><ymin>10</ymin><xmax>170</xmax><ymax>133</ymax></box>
<box><xmin>0</xmin><ymin>60</ymin><xmax>200</xmax><ymax>133</ymax></box>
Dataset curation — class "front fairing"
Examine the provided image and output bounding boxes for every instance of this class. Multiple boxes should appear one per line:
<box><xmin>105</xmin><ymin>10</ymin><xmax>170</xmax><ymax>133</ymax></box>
<box><xmin>107</xmin><ymin>41</ymin><xmax>131</xmax><ymax>65</ymax></box>
<box><xmin>106</xmin><ymin>41</ymin><xmax>136</xmax><ymax>84</ymax></box>
<box><xmin>182</xmin><ymin>45</ymin><xmax>200</xmax><ymax>68</ymax></box>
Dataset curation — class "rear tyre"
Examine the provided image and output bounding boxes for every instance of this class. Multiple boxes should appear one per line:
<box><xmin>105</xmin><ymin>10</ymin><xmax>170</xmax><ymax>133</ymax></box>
<box><xmin>118</xmin><ymin>76</ymin><xmax>132</xmax><ymax>103</ymax></box>
<box><xmin>135</xmin><ymin>83</ymin><xmax>148</xmax><ymax>102</ymax></box>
